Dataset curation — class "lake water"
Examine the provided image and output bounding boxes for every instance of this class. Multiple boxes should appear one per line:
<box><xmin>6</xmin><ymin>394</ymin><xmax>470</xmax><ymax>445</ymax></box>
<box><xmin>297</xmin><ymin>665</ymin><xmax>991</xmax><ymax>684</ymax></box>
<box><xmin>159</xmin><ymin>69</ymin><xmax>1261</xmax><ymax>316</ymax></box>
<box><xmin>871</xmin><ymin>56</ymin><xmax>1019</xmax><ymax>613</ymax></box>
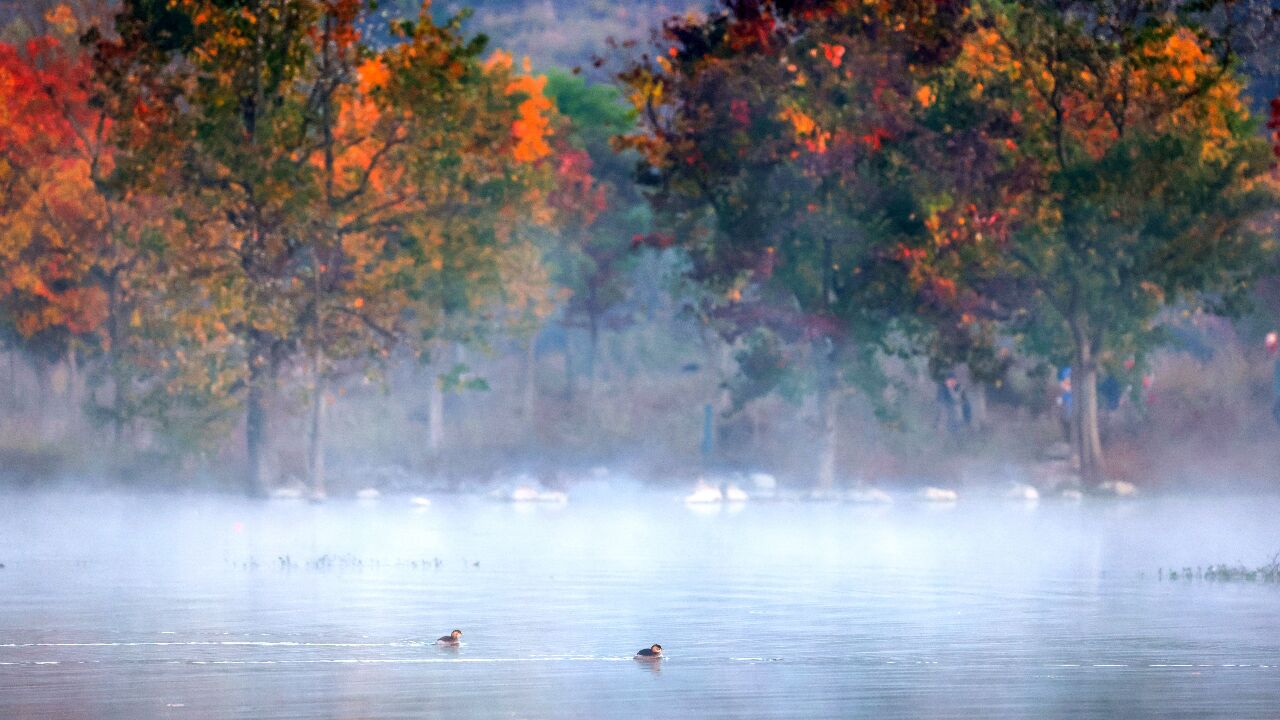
<box><xmin>2</xmin><ymin>487</ymin><xmax>1280</xmax><ymax>719</ymax></box>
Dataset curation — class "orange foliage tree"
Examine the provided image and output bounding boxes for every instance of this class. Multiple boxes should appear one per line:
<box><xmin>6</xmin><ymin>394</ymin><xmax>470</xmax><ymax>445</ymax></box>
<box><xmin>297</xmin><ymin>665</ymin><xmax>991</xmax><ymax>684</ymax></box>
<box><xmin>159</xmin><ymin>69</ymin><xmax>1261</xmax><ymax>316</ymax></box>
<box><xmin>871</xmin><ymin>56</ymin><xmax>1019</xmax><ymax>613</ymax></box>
<box><xmin>297</xmin><ymin>7</ymin><xmax>559</xmax><ymax>492</ymax></box>
<box><xmin>0</xmin><ymin>33</ymin><xmax>106</xmax><ymax>366</ymax></box>
<box><xmin>88</xmin><ymin>0</ymin><xmax>558</xmax><ymax>493</ymax></box>
<box><xmin>0</xmin><ymin>8</ymin><xmax>197</xmax><ymax>444</ymax></box>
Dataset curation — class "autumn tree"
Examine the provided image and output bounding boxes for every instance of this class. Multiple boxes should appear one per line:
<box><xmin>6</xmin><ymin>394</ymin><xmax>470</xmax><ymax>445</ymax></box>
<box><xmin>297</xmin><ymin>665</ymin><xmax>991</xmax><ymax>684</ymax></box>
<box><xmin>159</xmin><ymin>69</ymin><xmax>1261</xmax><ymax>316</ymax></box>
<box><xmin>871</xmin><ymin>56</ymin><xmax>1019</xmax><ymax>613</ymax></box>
<box><xmin>264</xmin><ymin>4</ymin><xmax>559</xmax><ymax>494</ymax></box>
<box><xmin>936</xmin><ymin>0</ymin><xmax>1275</xmax><ymax>484</ymax></box>
<box><xmin>0</xmin><ymin>8</ymin><xmax>167</xmax><ymax>441</ymax></box>
<box><xmin>92</xmin><ymin>0</ymin><xmax>338</xmax><ymax>494</ymax></box>
<box><xmin>0</xmin><ymin>32</ymin><xmax>105</xmax><ymax>385</ymax></box>
<box><xmin>341</xmin><ymin>25</ymin><xmax>560</xmax><ymax>468</ymax></box>
<box><xmin>543</xmin><ymin>70</ymin><xmax>645</xmax><ymax>397</ymax></box>
<box><xmin>619</xmin><ymin>0</ymin><xmax>973</xmax><ymax>489</ymax></box>
<box><xmin>0</xmin><ymin>5</ymin><xmax>241</xmax><ymax>464</ymax></box>
<box><xmin>88</xmin><ymin>0</ymin><xmax>559</xmax><ymax>493</ymax></box>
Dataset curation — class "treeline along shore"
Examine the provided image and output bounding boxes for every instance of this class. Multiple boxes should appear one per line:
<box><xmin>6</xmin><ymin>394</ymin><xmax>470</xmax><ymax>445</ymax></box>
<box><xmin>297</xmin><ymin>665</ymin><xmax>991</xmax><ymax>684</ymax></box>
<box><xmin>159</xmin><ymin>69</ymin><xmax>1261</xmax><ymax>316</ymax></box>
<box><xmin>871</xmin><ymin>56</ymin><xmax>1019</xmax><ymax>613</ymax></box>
<box><xmin>3</xmin><ymin>0</ymin><xmax>1280</xmax><ymax>497</ymax></box>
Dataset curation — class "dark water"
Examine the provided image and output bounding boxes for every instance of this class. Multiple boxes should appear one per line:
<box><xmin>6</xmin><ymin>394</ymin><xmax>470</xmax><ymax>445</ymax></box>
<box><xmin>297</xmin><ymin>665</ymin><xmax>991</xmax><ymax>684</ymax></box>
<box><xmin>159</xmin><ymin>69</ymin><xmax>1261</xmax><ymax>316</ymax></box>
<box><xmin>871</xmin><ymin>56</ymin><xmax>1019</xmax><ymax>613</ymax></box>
<box><xmin>2</xmin><ymin>488</ymin><xmax>1279</xmax><ymax>719</ymax></box>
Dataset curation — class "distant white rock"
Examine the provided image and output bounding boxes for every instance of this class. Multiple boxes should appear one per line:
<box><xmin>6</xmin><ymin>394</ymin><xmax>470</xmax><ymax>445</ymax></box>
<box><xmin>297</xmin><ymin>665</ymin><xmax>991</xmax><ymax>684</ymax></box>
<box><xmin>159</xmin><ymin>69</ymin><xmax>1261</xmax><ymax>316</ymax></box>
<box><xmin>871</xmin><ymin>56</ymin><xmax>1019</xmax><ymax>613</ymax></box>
<box><xmin>355</xmin><ymin>487</ymin><xmax>381</xmax><ymax>500</ymax></box>
<box><xmin>510</xmin><ymin>485</ymin><xmax>540</xmax><ymax>502</ymax></box>
<box><xmin>920</xmin><ymin>487</ymin><xmax>958</xmax><ymax>502</ymax></box>
<box><xmin>723</xmin><ymin>483</ymin><xmax>750</xmax><ymax>503</ymax></box>
<box><xmin>846</xmin><ymin>487</ymin><xmax>893</xmax><ymax>504</ymax></box>
<box><xmin>685</xmin><ymin>500</ymin><xmax>723</xmax><ymax>515</ymax></box>
<box><xmin>410</xmin><ymin>496</ymin><xmax>432</xmax><ymax>507</ymax></box>
<box><xmin>749</xmin><ymin>472</ymin><xmax>778</xmax><ymax>491</ymax></box>
<box><xmin>508</xmin><ymin>485</ymin><xmax>567</xmax><ymax>503</ymax></box>
<box><xmin>684</xmin><ymin>481</ymin><xmax>723</xmax><ymax>504</ymax></box>
<box><xmin>804</xmin><ymin>488</ymin><xmax>841</xmax><ymax>502</ymax></box>
<box><xmin>1006</xmin><ymin>483</ymin><xmax>1040</xmax><ymax>501</ymax></box>
<box><xmin>1097</xmin><ymin>480</ymin><xmax>1138</xmax><ymax>497</ymax></box>
<box><xmin>535</xmin><ymin>489</ymin><xmax>568</xmax><ymax>503</ymax></box>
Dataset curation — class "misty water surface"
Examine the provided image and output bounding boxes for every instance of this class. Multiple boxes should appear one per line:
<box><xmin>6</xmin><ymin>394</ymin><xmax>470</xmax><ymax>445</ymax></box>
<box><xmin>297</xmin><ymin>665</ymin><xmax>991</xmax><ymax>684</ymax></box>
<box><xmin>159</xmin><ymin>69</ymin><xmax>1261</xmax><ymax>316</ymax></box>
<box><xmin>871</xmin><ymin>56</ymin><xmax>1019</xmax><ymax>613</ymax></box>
<box><xmin>2</xmin><ymin>486</ymin><xmax>1280</xmax><ymax>719</ymax></box>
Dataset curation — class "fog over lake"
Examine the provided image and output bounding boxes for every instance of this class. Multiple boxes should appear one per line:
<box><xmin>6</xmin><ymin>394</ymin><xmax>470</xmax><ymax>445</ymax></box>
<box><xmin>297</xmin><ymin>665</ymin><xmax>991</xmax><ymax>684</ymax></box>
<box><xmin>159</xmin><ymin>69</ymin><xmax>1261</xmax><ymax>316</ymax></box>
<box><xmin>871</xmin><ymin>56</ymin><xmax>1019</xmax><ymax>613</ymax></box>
<box><xmin>3</xmin><ymin>488</ymin><xmax>1279</xmax><ymax>719</ymax></box>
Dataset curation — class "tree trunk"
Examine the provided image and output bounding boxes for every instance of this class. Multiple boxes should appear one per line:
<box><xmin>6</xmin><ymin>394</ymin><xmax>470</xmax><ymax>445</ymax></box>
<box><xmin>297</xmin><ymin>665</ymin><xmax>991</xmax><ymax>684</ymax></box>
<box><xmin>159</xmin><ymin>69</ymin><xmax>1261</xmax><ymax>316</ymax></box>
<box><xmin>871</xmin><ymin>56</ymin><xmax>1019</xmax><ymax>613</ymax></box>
<box><xmin>1070</xmin><ymin>318</ymin><xmax>1105</xmax><ymax>486</ymax></box>
<box><xmin>38</xmin><ymin>357</ymin><xmax>61</xmax><ymax>436</ymax></box>
<box><xmin>244</xmin><ymin>333</ymin><xmax>269</xmax><ymax>497</ymax></box>
<box><xmin>701</xmin><ymin>402</ymin><xmax>714</xmax><ymax>459</ymax></box>
<box><xmin>107</xmin><ymin>283</ymin><xmax>127</xmax><ymax>443</ymax></box>
<box><xmin>523</xmin><ymin>336</ymin><xmax>537</xmax><ymax>437</ymax></box>
<box><xmin>6</xmin><ymin>348</ymin><xmax>15</xmax><ymax>407</ymax></box>
<box><xmin>586</xmin><ymin>313</ymin><xmax>599</xmax><ymax>399</ymax></box>
<box><xmin>427</xmin><ymin>362</ymin><xmax>444</xmax><ymax>455</ymax></box>
<box><xmin>307</xmin><ymin>354</ymin><xmax>326</xmax><ymax>500</ymax></box>
<box><xmin>307</xmin><ymin>241</ymin><xmax>327</xmax><ymax>500</ymax></box>
<box><xmin>563</xmin><ymin>331</ymin><xmax>575</xmax><ymax>401</ymax></box>
<box><xmin>66</xmin><ymin>341</ymin><xmax>78</xmax><ymax>413</ymax></box>
<box><xmin>817</xmin><ymin>380</ymin><xmax>838</xmax><ymax>492</ymax></box>
<box><xmin>815</xmin><ymin>236</ymin><xmax>839</xmax><ymax>492</ymax></box>
<box><xmin>968</xmin><ymin>381</ymin><xmax>988</xmax><ymax>432</ymax></box>
<box><xmin>815</xmin><ymin>341</ymin><xmax>838</xmax><ymax>492</ymax></box>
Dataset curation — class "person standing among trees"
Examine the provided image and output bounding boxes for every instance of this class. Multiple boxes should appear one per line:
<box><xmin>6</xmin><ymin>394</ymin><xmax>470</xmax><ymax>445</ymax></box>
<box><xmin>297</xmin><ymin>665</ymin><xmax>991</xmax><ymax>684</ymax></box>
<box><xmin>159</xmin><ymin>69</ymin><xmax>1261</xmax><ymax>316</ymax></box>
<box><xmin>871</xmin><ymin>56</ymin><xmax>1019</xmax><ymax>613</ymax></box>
<box><xmin>1057</xmin><ymin>368</ymin><xmax>1073</xmax><ymax>443</ymax></box>
<box><xmin>937</xmin><ymin>375</ymin><xmax>963</xmax><ymax>435</ymax></box>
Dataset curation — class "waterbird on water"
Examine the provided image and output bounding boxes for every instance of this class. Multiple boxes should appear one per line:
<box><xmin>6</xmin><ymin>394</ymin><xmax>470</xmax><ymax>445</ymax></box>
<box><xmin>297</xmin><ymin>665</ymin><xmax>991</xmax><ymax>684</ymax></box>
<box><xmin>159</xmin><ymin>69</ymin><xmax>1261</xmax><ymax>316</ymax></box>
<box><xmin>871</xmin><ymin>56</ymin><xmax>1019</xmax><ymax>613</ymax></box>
<box><xmin>437</xmin><ymin>629</ymin><xmax>463</xmax><ymax>645</ymax></box>
<box><xmin>635</xmin><ymin>644</ymin><xmax>663</xmax><ymax>659</ymax></box>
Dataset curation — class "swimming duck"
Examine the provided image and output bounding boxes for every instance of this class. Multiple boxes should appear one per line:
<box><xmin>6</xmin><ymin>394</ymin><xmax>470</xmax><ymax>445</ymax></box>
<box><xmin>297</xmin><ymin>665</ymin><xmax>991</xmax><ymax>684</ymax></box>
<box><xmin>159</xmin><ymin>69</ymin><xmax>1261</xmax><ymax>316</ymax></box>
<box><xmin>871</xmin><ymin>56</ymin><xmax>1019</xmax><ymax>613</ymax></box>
<box><xmin>436</xmin><ymin>629</ymin><xmax>463</xmax><ymax>645</ymax></box>
<box><xmin>635</xmin><ymin>644</ymin><xmax>663</xmax><ymax>659</ymax></box>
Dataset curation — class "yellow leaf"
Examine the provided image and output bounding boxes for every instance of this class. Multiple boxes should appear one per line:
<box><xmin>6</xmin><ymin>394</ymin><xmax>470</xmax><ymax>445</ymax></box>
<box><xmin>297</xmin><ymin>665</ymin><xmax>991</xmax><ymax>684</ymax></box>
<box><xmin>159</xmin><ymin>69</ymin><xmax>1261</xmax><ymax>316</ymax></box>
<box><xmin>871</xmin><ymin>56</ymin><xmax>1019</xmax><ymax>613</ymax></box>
<box><xmin>780</xmin><ymin>106</ymin><xmax>816</xmax><ymax>136</ymax></box>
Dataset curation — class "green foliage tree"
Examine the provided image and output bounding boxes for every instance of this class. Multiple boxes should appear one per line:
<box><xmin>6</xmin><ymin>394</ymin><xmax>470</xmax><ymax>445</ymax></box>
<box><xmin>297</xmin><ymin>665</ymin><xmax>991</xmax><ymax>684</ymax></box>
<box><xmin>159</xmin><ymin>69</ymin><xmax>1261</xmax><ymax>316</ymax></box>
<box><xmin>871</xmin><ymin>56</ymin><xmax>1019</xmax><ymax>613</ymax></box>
<box><xmin>931</xmin><ymin>0</ymin><xmax>1276</xmax><ymax>484</ymax></box>
<box><xmin>543</xmin><ymin>70</ymin><xmax>647</xmax><ymax>393</ymax></box>
<box><xmin>95</xmin><ymin>0</ymin><xmax>335</xmax><ymax>495</ymax></box>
